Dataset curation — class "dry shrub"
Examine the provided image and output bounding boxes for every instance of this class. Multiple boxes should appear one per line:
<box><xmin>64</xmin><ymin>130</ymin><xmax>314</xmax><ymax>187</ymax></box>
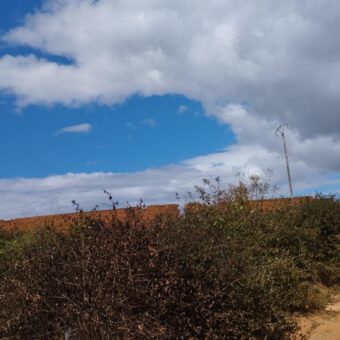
<box><xmin>0</xmin><ymin>179</ymin><xmax>339</xmax><ymax>339</ymax></box>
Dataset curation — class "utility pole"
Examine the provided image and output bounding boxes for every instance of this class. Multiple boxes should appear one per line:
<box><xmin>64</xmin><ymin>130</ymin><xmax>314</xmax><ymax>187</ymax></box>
<box><xmin>275</xmin><ymin>123</ymin><xmax>293</xmax><ymax>198</ymax></box>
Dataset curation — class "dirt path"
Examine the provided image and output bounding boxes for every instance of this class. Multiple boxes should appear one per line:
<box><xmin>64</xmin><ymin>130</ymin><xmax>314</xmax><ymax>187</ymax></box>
<box><xmin>296</xmin><ymin>296</ymin><xmax>340</xmax><ymax>340</ymax></box>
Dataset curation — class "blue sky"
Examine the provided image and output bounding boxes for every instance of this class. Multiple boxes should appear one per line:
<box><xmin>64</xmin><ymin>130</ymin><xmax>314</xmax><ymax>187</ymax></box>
<box><xmin>0</xmin><ymin>0</ymin><xmax>339</xmax><ymax>219</ymax></box>
<box><xmin>0</xmin><ymin>0</ymin><xmax>234</xmax><ymax>179</ymax></box>
<box><xmin>0</xmin><ymin>1</ymin><xmax>43</xmax><ymax>30</ymax></box>
<box><xmin>0</xmin><ymin>94</ymin><xmax>233</xmax><ymax>178</ymax></box>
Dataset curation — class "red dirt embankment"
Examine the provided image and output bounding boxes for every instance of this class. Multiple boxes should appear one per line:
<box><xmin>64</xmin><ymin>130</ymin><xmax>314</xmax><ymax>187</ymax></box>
<box><xmin>0</xmin><ymin>197</ymin><xmax>312</xmax><ymax>233</ymax></box>
<box><xmin>185</xmin><ymin>196</ymin><xmax>313</xmax><ymax>213</ymax></box>
<box><xmin>0</xmin><ymin>204</ymin><xmax>179</xmax><ymax>232</ymax></box>
<box><xmin>252</xmin><ymin>196</ymin><xmax>313</xmax><ymax>210</ymax></box>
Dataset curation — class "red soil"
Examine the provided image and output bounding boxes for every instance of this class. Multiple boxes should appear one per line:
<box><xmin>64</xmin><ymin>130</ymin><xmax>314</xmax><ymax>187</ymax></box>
<box><xmin>0</xmin><ymin>204</ymin><xmax>179</xmax><ymax>232</ymax></box>
<box><xmin>0</xmin><ymin>197</ymin><xmax>312</xmax><ymax>233</ymax></box>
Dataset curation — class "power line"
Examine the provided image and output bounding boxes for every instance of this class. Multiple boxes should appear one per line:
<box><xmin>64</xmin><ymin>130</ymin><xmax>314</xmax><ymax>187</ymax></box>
<box><xmin>275</xmin><ymin>123</ymin><xmax>293</xmax><ymax>198</ymax></box>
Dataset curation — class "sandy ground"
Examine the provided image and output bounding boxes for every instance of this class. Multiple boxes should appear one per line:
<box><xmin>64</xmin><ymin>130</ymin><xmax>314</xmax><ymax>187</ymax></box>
<box><xmin>295</xmin><ymin>296</ymin><xmax>340</xmax><ymax>340</ymax></box>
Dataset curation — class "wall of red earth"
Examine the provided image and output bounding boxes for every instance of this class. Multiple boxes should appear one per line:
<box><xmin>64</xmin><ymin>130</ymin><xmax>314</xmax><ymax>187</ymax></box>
<box><xmin>0</xmin><ymin>205</ymin><xmax>180</xmax><ymax>233</ymax></box>
<box><xmin>0</xmin><ymin>197</ymin><xmax>313</xmax><ymax>233</ymax></box>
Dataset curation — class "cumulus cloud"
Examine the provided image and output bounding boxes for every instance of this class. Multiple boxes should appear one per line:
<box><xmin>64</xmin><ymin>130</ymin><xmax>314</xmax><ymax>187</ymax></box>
<box><xmin>1</xmin><ymin>107</ymin><xmax>340</xmax><ymax>219</ymax></box>
<box><xmin>54</xmin><ymin>123</ymin><xmax>92</xmax><ymax>135</ymax></box>
<box><xmin>1</xmin><ymin>145</ymin><xmax>339</xmax><ymax>219</ymax></box>
<box><xmin>0</xmin><ymin>0</ymin><xmax>340</xmax><ymax>218</ymax></box>
<box><xmin>0</xmin><ymin>0</ymin><xmax>339</xmax><ymax>137</ymax></box>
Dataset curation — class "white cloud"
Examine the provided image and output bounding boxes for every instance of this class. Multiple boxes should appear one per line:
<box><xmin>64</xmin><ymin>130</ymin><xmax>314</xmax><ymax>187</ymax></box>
<box><xmin>141</xmin><ymin>118</ymin><xmax>156</xmax><ymax>127</ymax></box>
<box><xmin>0</xmin><ymin>104</ymin><xmax>333</xmax><ymax>220</ymax></box>
<box><xmin>0</xmin><ymin>0</ymin><xmax>340</xmax><ymax>218</ymax></box>
<box><xmin>0</xmin><ymin>0</ymin><xmax>339</xmax><ymax>137</ymax></box>
<box><xmin>0</xmin><ymin>145</ymin><xmax>339</xmax><ymax>220</ymax></box>
<box><xmin>54</xmin><ymin>123</ymin><xmax>92</xmax><ymax>135</ymax></box>
<box><xmin>1</xmin><ymin>106</ymin><xmax>340</xmax><ymax>219</ymax></box>
<box><xmin>178</xmin><ymin>105</ymin><xmax>187</xmax><ymax>114</ymax></box>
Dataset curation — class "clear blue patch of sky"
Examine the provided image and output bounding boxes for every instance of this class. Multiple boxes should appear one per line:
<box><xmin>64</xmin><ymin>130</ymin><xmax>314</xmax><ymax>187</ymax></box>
<box><xmin>0</xmin><ymin>94</ymin><xmax>235</xmax><ymax>178</ymax></box>
<box><xmin>0</xmin><ymin>0</ymin><xmax>45</xmax><ymax>33</ymax></box>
